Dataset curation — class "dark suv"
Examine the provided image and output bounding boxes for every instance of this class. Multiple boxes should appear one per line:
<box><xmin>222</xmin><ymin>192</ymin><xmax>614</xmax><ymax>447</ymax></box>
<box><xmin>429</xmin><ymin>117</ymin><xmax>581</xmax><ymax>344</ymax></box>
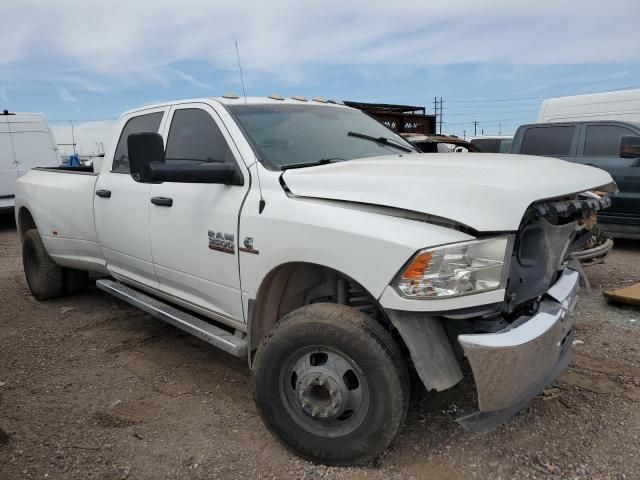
<box><xmin>511</xmin><ymin>121</ymin><xmax>640</xmax><ymax>238</ymax></box>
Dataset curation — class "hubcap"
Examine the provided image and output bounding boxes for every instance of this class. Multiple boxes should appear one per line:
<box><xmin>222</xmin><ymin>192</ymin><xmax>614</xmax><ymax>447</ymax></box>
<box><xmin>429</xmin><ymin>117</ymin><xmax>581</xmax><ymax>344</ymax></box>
<box><xmin>280</xmin><ymin>347</ymin><xmax>369</xmax><ymax>436</ymax></box>
<box><xmin>297</xmin><ymin>373</ymin><xmax>342</xmax><ymax>419</ymax></box>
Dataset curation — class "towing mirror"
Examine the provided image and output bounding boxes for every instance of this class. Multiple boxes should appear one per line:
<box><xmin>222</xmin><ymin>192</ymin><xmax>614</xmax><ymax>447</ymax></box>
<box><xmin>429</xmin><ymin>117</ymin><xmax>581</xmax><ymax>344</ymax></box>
<box><xmin>147</xmin><ymin>162</ymin><xmax>241</xmax><ymax>185</ymax></box>
<box><xmin>620</xmin><ymin>136</ymin><xmax>640</xmax><ymax>158</ymax></box>
<box><xmin>128</xmin><ymin>132</ymin><xmax>164</xmax><ymax>183</ymax></box>
<box><xmin>127</xmin><ymin>131</ymin><xmax>243</xmax><ymax>185</ymax></box>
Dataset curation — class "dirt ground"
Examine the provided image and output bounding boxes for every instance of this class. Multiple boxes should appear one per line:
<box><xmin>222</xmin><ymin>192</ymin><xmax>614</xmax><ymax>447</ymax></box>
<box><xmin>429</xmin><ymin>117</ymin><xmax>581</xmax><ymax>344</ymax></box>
<box><xmin>0</xmin><ymin>214</ymin><xmax>638</xmax><ymax>480</ymax></box>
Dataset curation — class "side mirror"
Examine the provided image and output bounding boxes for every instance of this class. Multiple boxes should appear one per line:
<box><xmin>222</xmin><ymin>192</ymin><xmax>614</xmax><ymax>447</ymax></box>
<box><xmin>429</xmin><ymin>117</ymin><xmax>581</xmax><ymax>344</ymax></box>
<box><xmin>620</xmin><ymin>136</ymin><xmax>640</xmax><ymax>158</ymax></box>
<box><xmin>148</xmin><ymin>162</ymin><xmax>240</xmax><ymax>184</ymax></box>
<box><xmin>128</xmin><ymin>132</ymin><xmax>165</xmax><ymax>183</ymax></box>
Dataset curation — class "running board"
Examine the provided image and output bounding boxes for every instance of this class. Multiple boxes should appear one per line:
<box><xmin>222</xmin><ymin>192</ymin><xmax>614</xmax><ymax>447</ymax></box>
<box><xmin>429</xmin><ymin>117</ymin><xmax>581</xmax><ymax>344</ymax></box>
<box><xmin>96</xmin><ymin>279</ymin><xmax>247</xmax><ymax>357</ymax></box>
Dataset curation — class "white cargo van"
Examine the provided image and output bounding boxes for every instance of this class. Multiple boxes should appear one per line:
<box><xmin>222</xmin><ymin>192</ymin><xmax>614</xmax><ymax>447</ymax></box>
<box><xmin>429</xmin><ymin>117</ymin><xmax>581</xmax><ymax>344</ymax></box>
<box><xmin>538</xmin><ymin>89</ymin><xmax>640</xmax><ymax>123</ymax></box>
<box><xmin>0</xmin><ymin>111</ymin><xmax>60</xmax><ymax>211</ymax></box>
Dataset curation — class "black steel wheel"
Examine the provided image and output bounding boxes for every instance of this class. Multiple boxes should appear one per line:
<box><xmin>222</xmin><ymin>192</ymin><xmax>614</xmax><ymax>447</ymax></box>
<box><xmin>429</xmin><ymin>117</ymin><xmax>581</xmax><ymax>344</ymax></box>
<box><xmin>253</xmin><ymin>303</ymin><xmax>409</xmax><ymax>466</ymax></box>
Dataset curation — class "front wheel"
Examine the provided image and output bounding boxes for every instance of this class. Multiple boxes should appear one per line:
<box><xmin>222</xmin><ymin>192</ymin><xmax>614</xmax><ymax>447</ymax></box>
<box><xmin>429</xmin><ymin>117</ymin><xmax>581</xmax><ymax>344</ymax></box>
<box><xmin>253</xmin><ymin>303</ymin><xmax>410</xmax><ymax>466</ymax></box>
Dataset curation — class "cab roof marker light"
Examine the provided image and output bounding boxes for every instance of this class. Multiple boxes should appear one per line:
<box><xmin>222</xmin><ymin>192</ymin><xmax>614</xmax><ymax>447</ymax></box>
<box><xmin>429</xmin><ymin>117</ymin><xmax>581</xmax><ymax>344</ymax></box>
<box><xmin>222</xmin><ymin>92</ymin><xmax>240</xmax><ymax>99</ymax></box>
<box><xmin>291</xmin><ymin>96</ymin><xmax>308</xmax><ymax>102</ymax></box>
<box><xmin>269</xmin><ymin>94</ymin><xmax>285</xmax><ymax>100</ymax></box>
<box><xmin>312</xmin><ymin>97</ymin><xmax>328</xmax><ymax>103</ymax></box>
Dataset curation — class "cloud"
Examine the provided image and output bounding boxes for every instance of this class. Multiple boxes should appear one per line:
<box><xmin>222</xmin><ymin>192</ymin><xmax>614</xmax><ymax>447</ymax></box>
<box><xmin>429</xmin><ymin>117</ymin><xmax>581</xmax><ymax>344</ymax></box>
<box><xmin>1</xmin><ymin>0</ymin><xmax>639</xmax><ymax>91</ymax></box>
<box><xmin>168</xmin><ymin>68</ymin><xmax>215</xmax><ymax>89</ymax></box>
<box><xmin>58</xmin><ymin>87</ymin><xmax>77</xmax><ymax>103</ymax></box>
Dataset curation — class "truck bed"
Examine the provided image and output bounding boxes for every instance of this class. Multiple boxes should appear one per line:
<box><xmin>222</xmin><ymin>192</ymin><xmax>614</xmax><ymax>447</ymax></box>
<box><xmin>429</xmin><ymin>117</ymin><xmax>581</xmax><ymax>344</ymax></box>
<box><xmin>15</xmin><ymin>167</ymin><xmax>107</xmax><ymax>273</ymax></box>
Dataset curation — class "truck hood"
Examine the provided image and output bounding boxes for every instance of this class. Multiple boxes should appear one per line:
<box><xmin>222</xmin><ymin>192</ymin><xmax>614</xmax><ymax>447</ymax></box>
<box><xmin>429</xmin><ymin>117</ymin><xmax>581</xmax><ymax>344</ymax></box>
<box><xmin>281</xmin><ymin>153</ymin><xmax>614</xmax><ymax>232</ymax></box>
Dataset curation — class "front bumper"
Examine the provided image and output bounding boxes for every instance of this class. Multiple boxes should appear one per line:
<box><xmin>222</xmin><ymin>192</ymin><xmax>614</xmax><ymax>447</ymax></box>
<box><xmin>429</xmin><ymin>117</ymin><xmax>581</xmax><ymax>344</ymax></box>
<box><xmin>457</xmin><ymin>267</ymin><xmax>579</xmax><ymax>433</ymax></box>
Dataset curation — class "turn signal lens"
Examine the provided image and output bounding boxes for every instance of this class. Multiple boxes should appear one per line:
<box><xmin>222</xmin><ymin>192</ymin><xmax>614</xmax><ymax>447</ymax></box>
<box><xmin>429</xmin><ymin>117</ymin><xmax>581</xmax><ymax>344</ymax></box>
<box><xmin>402</xmin><ymin>251</ymin><xmax>433</xmax><ymax>279</ymax></box>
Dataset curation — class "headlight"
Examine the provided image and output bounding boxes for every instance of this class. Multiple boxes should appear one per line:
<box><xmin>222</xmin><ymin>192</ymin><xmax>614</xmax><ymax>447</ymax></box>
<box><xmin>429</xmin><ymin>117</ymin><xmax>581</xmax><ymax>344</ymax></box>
<box><xmin>395</xmin><ymin>236</ymin><xmax>512</xmax><ymax>299</ymax></box>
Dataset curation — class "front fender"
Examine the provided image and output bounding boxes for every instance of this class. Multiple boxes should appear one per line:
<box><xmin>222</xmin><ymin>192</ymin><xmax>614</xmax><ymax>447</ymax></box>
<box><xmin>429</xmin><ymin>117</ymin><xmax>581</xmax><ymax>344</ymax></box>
<box><xmin>239</xmin><ymin>186</ymin><xmax>473</xmax><ymax>301</ymax></box>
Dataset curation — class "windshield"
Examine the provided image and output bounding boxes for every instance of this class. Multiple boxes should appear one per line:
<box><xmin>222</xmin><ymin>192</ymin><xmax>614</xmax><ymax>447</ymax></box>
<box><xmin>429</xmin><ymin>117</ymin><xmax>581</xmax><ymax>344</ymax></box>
<box><xmin>227</xmin><ymin>104</ymin><xmax>416</xmax><ymax>169</ymax></box>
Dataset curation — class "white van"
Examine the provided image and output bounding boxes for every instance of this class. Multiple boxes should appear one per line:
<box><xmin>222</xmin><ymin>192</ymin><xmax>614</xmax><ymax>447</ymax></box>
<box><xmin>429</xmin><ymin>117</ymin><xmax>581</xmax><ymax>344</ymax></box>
<box><xmin>538</xmin><ymin>89</ymin><xmax>640</xmax><ymax>123</ymax></box>
<box><xmin>1</xmin><ymin>111</ymin><xmax>60</xmax><ymax>210</ymax></box>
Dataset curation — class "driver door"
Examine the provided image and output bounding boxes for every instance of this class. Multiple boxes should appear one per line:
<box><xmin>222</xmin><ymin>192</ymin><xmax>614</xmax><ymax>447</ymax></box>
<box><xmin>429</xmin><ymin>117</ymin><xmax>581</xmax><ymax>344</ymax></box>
<box><xmin>148</xmin><ymin>103</ymin><xmax>249</xmax><ymax>324</ymax></box>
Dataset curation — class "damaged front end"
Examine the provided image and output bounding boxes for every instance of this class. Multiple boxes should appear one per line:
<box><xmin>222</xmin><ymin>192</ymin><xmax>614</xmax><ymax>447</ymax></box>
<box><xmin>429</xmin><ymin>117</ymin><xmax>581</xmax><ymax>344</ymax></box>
<box><xmin>457</xmin><ymin>267</ymin><xmax>578</xmax><ymax>431</ymax></box>
<box><xmin>388</xmin><ymin>192</ymin><xmax>611</xmax><ymax>433</ymax></box>
<box><xmin>456</xmin><ymin>193</ymin><xmax>610</xmax><ymax>431</ymax></box>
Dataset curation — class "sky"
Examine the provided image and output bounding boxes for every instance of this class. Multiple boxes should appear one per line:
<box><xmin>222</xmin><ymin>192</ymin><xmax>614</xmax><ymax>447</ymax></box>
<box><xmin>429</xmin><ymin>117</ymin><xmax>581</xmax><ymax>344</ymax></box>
<box><xmin>2</xmin><ymin>0</ymin><xmax>640</xmax><ymax>156</ymax></box>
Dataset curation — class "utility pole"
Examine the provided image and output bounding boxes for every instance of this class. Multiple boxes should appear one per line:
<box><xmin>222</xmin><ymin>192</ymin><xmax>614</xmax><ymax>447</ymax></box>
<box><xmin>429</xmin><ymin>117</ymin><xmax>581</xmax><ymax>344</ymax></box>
<box><xmin>498</xmin><ymin>121</ymin><xmax>502</xmax><ymax>135</ymax></box>
<box><xmin>463</xmin><ymin>129</ymin><xmax>466</xmax><ymax>140</ymax></box>
<box><xmin>473</xmin><ymin>121</ymin><xmax>478</xmax><ymax>136</ymax></box>
<box><xmin>433</xmin><ymin>97</ymin><xmax>438</xmax><ymax>134</ymax></box>
<box><xmin>438</xmin><ymin>96</ymin><xmax>443</xmax><ymax>134</ymax></box>
<box><xmin>69</xmin><ymin>120</ymin><xmax>77</xmax><ymax>155</ymax></box>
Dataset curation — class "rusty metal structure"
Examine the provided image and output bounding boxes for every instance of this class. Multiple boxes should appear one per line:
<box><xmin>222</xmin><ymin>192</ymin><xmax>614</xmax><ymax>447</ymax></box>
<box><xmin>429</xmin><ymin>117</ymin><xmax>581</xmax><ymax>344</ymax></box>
<box><xmin>343</xmin><ymin>101</ymin><xmax>436</xmax><ymax>135</ymax></box>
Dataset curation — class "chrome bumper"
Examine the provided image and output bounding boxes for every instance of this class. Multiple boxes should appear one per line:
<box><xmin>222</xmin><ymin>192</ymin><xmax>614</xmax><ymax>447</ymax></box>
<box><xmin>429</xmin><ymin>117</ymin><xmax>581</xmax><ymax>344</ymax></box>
<box><xmin>457</xmin><ymin>268</ymin><xmax>579</xmax><ymax>432</ymax></box>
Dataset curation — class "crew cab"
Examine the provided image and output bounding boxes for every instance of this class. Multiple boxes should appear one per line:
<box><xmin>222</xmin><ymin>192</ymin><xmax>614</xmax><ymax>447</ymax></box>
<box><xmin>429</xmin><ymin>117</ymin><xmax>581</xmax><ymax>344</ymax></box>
<box><xmin>15</xmin><ymin>96</ymin><xmax>615</xmax><ymax>466</ymax></box>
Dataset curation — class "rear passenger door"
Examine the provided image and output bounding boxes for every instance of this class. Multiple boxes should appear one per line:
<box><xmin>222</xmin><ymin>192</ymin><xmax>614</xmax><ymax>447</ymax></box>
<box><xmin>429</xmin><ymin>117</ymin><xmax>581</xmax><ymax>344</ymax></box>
<box><xmin>515</xmin><ymin>124</ymin><xmax>578</xmax><ymax>161</ymax></box>
<box><xmin>148</xmin><ymin>103</ymin><xmax>249</xmax><ymax>324</ymax></box>
<box><xmin>576</xmin><ymin>123</ymin><xmax>640</xmax><ymax>215</ymax></box>
<box><xmin>95</xmin><ymin>108</ymin><xmax>168</xmax><ymax>289</ymax></box>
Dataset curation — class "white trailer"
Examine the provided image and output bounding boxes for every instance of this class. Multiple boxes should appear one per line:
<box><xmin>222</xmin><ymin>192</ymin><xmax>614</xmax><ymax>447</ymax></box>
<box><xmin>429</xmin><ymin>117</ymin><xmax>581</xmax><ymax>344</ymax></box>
<box><xmin>538</xmin><ymin>89</ymin><xmax>640</xmax><ymax>123</ymax></box>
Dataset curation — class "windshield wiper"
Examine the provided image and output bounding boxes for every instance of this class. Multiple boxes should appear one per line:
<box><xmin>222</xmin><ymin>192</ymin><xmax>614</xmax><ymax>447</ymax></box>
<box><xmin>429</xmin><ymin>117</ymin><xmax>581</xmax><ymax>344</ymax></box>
<box><xmin>347</xmin><ymin>131</ymin><xmax>414</xmax><ymax>153</ymax></box>
<box><xmin>280</xmin><ymin>158</ymin><xmax>346</xmax><ymax>171</ymax></box>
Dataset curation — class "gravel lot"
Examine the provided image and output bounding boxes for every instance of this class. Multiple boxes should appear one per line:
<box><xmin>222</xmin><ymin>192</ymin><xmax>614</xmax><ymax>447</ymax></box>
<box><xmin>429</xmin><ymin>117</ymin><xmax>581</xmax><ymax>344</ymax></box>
<box><xmin>0</xmin><ymin>214</ymin><xmax>638</xmax><ymax>480</ymax></box>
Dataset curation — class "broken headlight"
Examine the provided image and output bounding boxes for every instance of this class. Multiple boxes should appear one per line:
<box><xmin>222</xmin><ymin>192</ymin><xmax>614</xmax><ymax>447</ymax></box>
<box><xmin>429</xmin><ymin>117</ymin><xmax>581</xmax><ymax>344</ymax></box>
<box><xmin>395</xmin><ymin>236</ymin><xmax>512</xmax><ymax>299</ymax></box>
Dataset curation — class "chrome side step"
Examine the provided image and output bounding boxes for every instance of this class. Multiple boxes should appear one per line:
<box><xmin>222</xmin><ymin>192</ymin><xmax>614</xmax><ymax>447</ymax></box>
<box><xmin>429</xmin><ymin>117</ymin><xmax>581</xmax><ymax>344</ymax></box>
<box><xmin>96</xmin><ymin>279</ymin><xmax>247</xmax><ymax>357</ymax></box>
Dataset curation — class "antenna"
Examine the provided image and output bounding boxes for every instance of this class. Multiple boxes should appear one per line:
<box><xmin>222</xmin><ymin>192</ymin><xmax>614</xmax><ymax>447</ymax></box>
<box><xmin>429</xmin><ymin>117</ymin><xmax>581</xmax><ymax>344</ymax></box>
<box><xmin>235</xmin><ymin>41</ymin><xmax>247</xmax><ymax>104</ymax></box>
<box><xmin>234</xmin><ymin>43</ymin><xmax>264</xmax><ymax>213</ymax></box>
<box><xmin>254</xmin><ymin>157</ymin><xmax>266</xmax><ymax>214</ymax></box>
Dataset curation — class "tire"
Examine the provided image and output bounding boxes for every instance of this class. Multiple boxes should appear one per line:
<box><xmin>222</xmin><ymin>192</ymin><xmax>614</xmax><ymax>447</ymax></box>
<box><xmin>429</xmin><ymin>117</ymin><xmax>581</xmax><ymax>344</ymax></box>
<box><xmin>253</xmin><ymin>303</ymin><xmax>410</xmax><ymax>466</ymax></box>
<box><xmin>63</xmin><ymin>268</ymin><xmax>89</xmax><ymax>295</ymax></box>
<box><xmin>22</xmin><ymin>229</ymin><xmax>64</xmax><ymax>301</ymax></box>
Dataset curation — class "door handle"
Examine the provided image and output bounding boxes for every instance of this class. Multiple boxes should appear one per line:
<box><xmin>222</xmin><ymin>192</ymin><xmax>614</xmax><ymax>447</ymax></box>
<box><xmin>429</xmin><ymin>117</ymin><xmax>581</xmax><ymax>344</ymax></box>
<box><xmin>95</xmin><ymin>189</ymin><xmax>111</xmax><ymax>198</ymax></box>
<box><xmin>151</xmin><ymin>196</ymin><xmax>173</xmax><ymax>207</ymax></box>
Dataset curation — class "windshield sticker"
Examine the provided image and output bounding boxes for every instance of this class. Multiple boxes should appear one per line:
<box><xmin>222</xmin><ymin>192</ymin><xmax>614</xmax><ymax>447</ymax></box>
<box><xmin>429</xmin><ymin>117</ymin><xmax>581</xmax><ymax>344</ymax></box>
<box><xmin>208</xmin><ymin>230</ymin><xmax>235</xmax><ymax>254</ymax></box>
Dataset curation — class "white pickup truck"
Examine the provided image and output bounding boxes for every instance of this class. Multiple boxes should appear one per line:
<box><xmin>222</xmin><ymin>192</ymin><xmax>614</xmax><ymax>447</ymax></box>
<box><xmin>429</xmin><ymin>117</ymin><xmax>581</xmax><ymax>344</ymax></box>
<box><xmin>15</xmin><ymin>96</ymin><xmax>615</xmax><ymax>466</ymax></box>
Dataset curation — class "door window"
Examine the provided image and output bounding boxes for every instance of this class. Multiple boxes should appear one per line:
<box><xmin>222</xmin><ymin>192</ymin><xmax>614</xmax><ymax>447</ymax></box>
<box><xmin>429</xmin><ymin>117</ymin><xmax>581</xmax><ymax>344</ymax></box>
<box><xmin>520</xmin><ymin>126</ymin><xmax>575</xmax><ymax>156</ymax></box>
<box><xmin>584</xmin><ymin>125</ymin><xmax>636</xmax><ymax>157</ymax></box>
<box><xmin>112</xmin><ymin>112</ymin><xmax>164</xmax><ymax>173</ymax></box>
<box><xmin>165</xmin><ymin>109</ymin><xmax>235</xmax><ymax>165</ymax></box>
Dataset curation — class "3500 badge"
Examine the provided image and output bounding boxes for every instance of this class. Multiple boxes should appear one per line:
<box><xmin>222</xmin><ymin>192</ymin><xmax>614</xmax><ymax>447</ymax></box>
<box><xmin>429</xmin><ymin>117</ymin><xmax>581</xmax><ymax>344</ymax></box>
<box><xmin>208</xmin><ymin>230</ymin><xmax>235</xmax><ymax>254</ymax></box>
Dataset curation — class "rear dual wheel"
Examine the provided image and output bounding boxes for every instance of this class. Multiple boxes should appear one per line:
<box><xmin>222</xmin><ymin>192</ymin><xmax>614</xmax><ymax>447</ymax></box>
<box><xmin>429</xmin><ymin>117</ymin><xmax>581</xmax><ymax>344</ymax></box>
<box><xmin>253</xmin><ymin>303</ymin><xmax>410</xmax><ymax>466</ymax></box>
<box><xmin>22</xmin><ymin>229</ymin><xmax>88</xmax><ymax>300</ymax></box>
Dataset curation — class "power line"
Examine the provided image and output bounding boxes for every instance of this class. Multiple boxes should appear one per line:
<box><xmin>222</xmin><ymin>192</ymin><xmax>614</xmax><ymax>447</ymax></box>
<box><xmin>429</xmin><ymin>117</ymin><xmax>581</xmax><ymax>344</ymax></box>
<box><xmin>444</xmin><ymin>109</ymin><xmax>539</xmax><ymax>116</ymax></box>
<box><xmin>443</xmin><ymin>102</ymin><xmax>541</xmax><ymax>110</ymax></box>
<box><xmin>446</xmin><ymin>96</ymin><xmax>547</xmax><ymax>103</ymax></box>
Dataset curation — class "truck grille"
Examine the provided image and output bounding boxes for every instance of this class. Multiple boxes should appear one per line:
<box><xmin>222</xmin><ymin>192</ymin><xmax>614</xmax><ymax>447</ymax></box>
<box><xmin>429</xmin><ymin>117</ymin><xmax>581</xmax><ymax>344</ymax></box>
<box><xmin>504</xmin><ymin>194</ymin><xmax>610</xmax><ymax>313</ymax></box>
